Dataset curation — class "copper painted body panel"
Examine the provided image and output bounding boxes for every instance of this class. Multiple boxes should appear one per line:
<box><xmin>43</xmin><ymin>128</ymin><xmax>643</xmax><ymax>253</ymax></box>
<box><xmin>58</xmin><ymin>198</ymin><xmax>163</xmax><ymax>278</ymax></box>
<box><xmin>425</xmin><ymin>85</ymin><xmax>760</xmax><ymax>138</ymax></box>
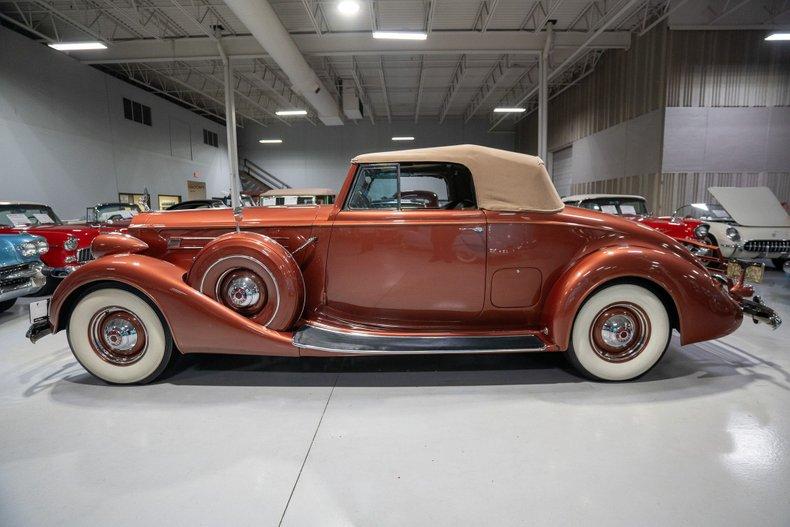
<box><xmin>46</xmin><ymin>161</ymin><xmax>747</xmax><ymax>359</ymax></box>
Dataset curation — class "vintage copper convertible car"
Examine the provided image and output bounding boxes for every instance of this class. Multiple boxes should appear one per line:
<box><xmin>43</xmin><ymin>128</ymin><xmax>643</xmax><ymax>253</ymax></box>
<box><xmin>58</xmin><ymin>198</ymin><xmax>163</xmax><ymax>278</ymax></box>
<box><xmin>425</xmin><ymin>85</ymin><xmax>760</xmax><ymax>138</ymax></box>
<box><xmin>27</xmin><ymin>146</ymin><xmax>780</xmax><ymax>384</ymax></box>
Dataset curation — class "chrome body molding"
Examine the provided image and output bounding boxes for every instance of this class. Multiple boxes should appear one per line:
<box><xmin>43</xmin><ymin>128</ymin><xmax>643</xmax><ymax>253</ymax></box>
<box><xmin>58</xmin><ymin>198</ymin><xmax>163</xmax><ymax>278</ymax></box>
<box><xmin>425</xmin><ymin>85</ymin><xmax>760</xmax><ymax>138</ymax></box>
<box><xmin>293</xmin><ymin>324</ymin><xmax>548</xmax><ymax>354</ymax></box>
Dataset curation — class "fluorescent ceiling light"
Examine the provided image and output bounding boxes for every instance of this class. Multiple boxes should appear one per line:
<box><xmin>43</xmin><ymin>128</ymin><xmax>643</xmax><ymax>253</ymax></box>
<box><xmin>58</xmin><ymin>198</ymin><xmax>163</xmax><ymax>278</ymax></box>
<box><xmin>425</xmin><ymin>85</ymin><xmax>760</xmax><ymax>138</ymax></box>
<box><xmin>275</xmin><ymin>109</ymin><xmax>308</xmax><ymax>116</ymax></box>
<box><xmin>372</xmin><ymin>31</ymin><xmax>428</xmax><ymax>41</ymax></box>
<box><xmin>392</xmin><ymin>136</ymin><xmax>415</xmax><ymax>141</ymax></box>
<box><xmin>493</xmin><ymin>107</ymin><xmax>526</xmax><ymax>113</ymax></box>
<box><xmin>259</xmin><ymin>139</ymin><xmax>283</xmax><ymax>144</ymax></box>
<box><xmin>48</xmin><ymin>41</ymin><xmax>107</xmax><ymax>51</ymax></box>
<box><xmin>765</xmin><ymin>32</ymin><xmax>790</xmax><ymax>41</ymax></box>
<box><xmin>337</xmin><ymin>1</ymin><xmax>360</xmax><ymax>15</ymax></box>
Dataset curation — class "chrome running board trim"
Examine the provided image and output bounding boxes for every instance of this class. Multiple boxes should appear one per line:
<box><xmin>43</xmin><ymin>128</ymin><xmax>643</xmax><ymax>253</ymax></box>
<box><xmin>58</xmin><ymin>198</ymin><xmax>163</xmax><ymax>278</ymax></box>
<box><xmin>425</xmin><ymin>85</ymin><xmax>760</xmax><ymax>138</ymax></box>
<box><xmin>293</xmin><ymin>324</ymin><xmax>546</xmax><ymax>354</ymax></box>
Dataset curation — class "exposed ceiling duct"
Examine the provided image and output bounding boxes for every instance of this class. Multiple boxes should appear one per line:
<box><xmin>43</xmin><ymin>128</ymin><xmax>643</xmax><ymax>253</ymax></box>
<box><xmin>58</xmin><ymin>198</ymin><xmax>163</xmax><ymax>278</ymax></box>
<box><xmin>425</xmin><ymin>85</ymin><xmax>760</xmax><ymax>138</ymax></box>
<box><xmin>221</xmin><ymin>0</ymin><xmax>343</xmax><ymax>126</ymax></box>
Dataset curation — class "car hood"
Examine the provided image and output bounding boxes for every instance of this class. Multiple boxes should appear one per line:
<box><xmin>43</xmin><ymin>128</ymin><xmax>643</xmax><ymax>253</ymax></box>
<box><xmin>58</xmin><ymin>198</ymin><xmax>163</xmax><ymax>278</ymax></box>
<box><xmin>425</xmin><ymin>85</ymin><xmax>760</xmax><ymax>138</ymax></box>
<box><xmin>130</xmin><ymin>205</ymin><xmax>324</xmax><ymax>229</ymax></box>
<box><xmin>10</xmin><ymin>224</ymin><xmax>100</xmax><ymax>246</ymax></box>
<box><xmin>709</xmin><ymin>187</ymin><xmax>790</xmax><ymax>227</ymax></box>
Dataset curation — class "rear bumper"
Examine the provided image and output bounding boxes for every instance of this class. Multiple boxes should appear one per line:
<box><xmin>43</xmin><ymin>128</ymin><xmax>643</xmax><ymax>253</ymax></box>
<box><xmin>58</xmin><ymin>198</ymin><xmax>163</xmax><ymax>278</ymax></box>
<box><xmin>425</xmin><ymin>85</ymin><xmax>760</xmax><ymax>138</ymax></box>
<box><xmin>27</xmin><ymin>318</ymin><xmax>52</xmax><ymax>343</ymax></box>
<box><xmin>0</xmin><ymin>263</ymin><xmax>46</xmax><ymax>302</ymax></box>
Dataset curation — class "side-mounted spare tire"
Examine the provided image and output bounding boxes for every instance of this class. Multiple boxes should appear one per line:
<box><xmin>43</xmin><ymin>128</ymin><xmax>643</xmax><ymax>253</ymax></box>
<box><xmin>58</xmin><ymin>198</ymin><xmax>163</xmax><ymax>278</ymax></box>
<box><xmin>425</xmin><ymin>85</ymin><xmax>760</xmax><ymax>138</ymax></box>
<box><xmin>186</xmin><ymin>232</ymin><xmax>305</xmax><ymax>331</ymax></box>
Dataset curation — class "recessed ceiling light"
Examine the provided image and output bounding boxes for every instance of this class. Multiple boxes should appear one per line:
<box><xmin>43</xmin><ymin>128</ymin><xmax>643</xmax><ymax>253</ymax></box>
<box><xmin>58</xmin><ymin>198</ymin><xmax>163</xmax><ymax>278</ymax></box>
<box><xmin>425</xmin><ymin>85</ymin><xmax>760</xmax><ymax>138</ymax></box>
<box><xmin>337</xmin><ymin>1</ymin><xmax>360</xmax><ymax>15</ymax></box>
<box><xmin>48</xmin><ymin>42</ymin><xmax>107</xmax><ymax>51</ymax></box>
<box><xmin>765</xmin><ymin>32</ymin><xmax>790</xmax><ymax>41</ymax></box>
<box><xmin>275</xmin><ymin>109</ymin><xmax>308</xmax><ymax>116</ymax></box>
<box><xmin>392</xmin><ymin>136</ymin><xmax>415</xmax><ymax>141</ymax></box>
<box><xmin>493</xmin><ymin>107</ymin><xmax>526</xmax><ymax>113</ymax></box>
<box><xmin>259</xmin><ymin>139</ymin><xmax>283</xmax><ymax>144</ymax></box>
<box><xmin>372</xmin><ymin>31</ymin><xmax>428</xmax><ymax>41</ymax></box>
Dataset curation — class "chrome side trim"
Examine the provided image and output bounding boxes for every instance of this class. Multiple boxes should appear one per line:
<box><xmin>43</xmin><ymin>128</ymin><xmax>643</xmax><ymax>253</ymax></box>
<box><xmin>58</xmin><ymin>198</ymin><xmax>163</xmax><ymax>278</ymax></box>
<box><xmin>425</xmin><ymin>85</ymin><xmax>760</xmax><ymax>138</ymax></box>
<box><xmin>296</xmin><ymin>343</ymin><xmax>548</xmax><ymax>355</ymax></box>
<box><xmin>293</xmin><ymin>324</ymin><xmax>548</xmax><ymax>354</ymax></box>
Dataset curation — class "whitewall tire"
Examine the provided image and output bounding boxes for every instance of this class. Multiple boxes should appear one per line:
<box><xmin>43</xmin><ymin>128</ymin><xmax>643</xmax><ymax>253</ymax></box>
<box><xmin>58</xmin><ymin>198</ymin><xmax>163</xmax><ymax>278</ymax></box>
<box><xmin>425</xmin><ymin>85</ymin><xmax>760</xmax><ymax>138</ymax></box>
<box><xmin>567</xmin><ymin>284</ymin><xmax>670</xmax><ymax>381</ymax></box>
<box><xmin>67</xmin><ymin>288</ymin><xmax>173</xmax><ymax>384</ymax></box>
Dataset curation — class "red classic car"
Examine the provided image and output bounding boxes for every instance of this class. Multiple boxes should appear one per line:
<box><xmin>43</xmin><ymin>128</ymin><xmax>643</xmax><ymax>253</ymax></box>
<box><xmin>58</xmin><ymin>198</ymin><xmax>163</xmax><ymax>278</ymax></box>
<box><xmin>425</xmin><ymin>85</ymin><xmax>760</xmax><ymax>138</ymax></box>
<box><xmin>27</xmin><ymin>146</ymin><xmax>779</xmax><ymax>384</ymax></box>
<box><xmin>0</xmin><ymin>202</ymin><xmax>98</xmax><ymax>280</ymax></box>
<box><xmin>561</xmin><ymin>194</ymin><xmax>714</xmax><ymax>254</ymax></box>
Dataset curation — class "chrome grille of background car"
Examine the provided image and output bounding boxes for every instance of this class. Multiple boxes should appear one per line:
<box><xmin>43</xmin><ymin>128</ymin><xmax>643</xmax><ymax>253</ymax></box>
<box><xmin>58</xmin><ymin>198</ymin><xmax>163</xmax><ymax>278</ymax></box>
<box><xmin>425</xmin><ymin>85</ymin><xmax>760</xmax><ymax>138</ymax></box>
<box><xmin>0</xmin><ymin>263</ymin><xmax>33</xmax><ymax>287</ymax></box>
<box><xmin>742</xmin><ymin>240</ymin><xmax>790</xmax><ymax>253</ymax></box>
<box><xmin>77</xmin><ymin>247</ymin><xmax>94</xmax><ymax>262</ymax></box>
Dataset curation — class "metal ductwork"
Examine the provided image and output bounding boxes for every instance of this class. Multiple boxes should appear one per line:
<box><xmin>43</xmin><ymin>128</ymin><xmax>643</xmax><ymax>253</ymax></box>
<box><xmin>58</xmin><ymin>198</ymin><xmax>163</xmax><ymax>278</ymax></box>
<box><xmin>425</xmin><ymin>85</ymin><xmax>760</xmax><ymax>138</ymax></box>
<box><xmin>222</xmin><ymin>0</ymin><xmax>343</xmax><ymax>126</ymax></box>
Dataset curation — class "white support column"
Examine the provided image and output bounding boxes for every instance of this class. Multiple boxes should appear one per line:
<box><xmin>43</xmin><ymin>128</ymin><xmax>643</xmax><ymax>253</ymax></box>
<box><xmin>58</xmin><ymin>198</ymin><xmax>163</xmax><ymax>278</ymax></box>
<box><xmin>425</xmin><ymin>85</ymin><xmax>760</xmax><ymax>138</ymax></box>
<box><xmin>537</xmin><ymin>23</ymin><xmax>553</xmax><ymax>161</ymax></box>
<box><xmin>217</xmin><ymin>39</ymin><xmax>241</xmax><ymax>213</ymax></box>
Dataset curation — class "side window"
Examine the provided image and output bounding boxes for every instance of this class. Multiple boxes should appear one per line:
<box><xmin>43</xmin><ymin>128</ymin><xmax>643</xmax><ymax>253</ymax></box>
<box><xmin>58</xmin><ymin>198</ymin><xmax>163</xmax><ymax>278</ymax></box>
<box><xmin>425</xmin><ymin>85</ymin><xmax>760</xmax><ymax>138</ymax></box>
<box><xmin>346</xmin><ymin>162</ymin><xmax>476</xmax><ymax>210</ymax></box>
<box><xmin>346</xmin><ymin>165</ymin><xmax>399</xmax><ymax>209</ymax></box>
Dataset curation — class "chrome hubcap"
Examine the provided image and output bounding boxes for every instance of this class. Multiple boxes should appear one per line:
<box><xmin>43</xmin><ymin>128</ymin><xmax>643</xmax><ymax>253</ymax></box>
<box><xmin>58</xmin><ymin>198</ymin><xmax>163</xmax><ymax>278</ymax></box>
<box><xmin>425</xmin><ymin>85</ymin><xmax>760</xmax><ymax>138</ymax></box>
<box><xmin>88</xmin><ymin>308</ymin><xmax>148</xmax><ymax>366</ymax></box>
<box><xmin>227</xmin><ymin>276</ymin><xmax>261</xmax><ymax>308</ymax></box>
<box><xmin>600</xmin><ymin>314</ymin><xmax>636</xmax><ymax>349</ymax></box>
<box><xmin>102</xmin><ymin>317</ymin><xmax>139</xmax><ymax>351</ymax></box>
<box><xmin>590</xmin><ymin>303</ymin><xmax>651</xmax><ymax>363</ymax></box>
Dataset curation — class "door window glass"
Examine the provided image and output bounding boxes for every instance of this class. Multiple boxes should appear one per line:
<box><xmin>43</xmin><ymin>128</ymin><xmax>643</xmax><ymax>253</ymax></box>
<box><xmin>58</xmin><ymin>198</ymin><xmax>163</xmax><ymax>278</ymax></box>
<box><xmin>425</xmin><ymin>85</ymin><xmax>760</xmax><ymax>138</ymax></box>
<box><xmin>346</xmin><ymin>163</ymin><xmax>476</xmax><ymax>210</ymax></box>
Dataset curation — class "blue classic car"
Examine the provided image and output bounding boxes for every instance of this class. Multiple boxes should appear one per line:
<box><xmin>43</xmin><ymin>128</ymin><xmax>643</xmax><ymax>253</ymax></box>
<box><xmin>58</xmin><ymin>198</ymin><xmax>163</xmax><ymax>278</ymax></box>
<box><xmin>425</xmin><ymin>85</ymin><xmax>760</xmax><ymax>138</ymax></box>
<box><xmin>0</xmin><ymin>233</ymin><xmax>48</xmax><ymax>313</ymax></box>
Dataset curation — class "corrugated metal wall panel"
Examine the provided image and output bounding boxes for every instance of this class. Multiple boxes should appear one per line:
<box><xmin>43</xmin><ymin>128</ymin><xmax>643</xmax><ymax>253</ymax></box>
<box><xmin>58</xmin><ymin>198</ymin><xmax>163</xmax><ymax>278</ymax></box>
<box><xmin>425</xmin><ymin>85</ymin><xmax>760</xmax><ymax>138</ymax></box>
<box><xmin>666</xmin><ymin>31</ymin><xmax>790</xmax><ymax>107</ymax></box>
<box><xmin>515</xmin><ymin>24</ymin><xmax>667</xmax><ymax>152</ymax></box>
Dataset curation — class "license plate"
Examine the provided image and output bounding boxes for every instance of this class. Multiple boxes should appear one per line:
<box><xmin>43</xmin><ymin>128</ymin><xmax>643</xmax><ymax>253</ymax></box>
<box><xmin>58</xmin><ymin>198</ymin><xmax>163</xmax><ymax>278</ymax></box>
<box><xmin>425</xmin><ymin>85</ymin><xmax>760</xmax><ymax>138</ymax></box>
<box><xmin>29</xmin><ymin>299</ymin><xmax>49</xmax><ymax>324</ymax></box>
<box><xmin>726</xmin><ymin>260</ymin><xmax>765</xmax><ymax>284</ymax></box>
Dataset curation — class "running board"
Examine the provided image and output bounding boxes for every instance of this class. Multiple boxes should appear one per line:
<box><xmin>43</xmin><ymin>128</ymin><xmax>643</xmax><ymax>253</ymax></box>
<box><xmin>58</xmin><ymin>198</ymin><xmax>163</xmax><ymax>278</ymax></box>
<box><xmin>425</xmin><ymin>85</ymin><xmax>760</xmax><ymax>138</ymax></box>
<box><xmin>293</xmin><ymin>325</ymin><xmax>546</xmax><ymax>354</ymax></box>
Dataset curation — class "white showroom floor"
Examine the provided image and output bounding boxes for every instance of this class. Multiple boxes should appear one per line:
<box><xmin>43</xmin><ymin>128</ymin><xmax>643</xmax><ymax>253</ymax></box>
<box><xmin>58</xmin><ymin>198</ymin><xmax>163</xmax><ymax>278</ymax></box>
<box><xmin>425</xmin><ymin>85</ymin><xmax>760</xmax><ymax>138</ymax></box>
<box><xmin>1</xmin><ymin>271</ymin><xmax>788</xmax><ymax>527</ymax></box>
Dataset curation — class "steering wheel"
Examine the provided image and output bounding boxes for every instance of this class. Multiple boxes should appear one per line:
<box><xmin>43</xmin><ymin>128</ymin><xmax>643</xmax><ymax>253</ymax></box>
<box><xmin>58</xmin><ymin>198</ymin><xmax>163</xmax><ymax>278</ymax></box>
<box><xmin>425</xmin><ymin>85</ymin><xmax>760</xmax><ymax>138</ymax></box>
<box><xmin>444</xmin><ymin>198</ymin><xmax>475</xmax><ymax>210</ymax></box>
<box><xmin>350</xmin><ymin>191</ymin><xmax>371</xmax><ymax>209</ymax></box>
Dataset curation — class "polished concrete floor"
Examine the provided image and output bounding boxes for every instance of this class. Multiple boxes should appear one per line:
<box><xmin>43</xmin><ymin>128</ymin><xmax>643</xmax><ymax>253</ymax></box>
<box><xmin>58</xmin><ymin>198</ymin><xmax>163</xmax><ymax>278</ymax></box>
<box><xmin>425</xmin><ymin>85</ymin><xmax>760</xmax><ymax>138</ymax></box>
<box><xmin>1</xmin><ymin>272</ymin><xmax>788</xmax><ymax>527</ymax></box>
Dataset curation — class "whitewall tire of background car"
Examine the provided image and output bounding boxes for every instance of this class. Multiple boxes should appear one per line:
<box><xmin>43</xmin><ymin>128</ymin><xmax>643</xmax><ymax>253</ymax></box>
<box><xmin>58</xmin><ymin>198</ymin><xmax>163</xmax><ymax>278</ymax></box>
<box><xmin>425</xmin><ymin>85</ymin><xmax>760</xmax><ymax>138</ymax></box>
<box><xmin>567</xmin><ymin>284</ymin><xmax>671</xmax><ymax>381</ymax></box>
<box><xmin>67</xmin><ymin>288</ymin><xmax>173</xmax><ymax>384</ymax></box>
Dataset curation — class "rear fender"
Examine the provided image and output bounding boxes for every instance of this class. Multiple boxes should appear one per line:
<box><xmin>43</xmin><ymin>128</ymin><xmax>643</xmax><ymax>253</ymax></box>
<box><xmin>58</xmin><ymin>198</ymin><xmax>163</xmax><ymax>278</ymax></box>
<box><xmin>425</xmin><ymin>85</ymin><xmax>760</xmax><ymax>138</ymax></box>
<box><xmin>50</xmin><ymin>254</ymin><xmax>297</xmax><ymax>356</ymax></box>
<box><xmin>541</xmin><ymin>245</ymin><xmax>742</xmax><ymax>350</ymax></box>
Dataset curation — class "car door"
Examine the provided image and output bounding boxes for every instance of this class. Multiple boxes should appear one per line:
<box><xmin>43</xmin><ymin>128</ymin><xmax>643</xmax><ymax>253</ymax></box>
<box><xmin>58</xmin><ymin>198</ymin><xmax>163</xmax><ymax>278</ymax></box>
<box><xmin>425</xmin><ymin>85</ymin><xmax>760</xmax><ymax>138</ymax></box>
<box><xmin>325</xmin><ymin>162</ymin><xmax>487</xmax><ymax>325</ymax></box>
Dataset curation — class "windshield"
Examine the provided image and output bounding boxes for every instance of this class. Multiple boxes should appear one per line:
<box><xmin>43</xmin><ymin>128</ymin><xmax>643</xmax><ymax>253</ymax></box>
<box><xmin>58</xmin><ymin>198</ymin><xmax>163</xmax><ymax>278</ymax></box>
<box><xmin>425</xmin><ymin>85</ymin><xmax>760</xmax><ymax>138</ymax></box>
<box><xmin>675</xmin><ymin>203</ymin><xmax>733</xmax><ymax>222</ymax></box>
<box><xmin>0</xmin><ymin>204</ymin><xmax>62</xmax><ymax>227</ymax></box>
<box><xmin>578</xmin><ymin>198</ymin><xmax>648</xmax><ymax>216</ymax></box>
<box><xmin>89</xmin><ymin>203</ymin><xmax>141</xmax><ymax>223</ymax></box>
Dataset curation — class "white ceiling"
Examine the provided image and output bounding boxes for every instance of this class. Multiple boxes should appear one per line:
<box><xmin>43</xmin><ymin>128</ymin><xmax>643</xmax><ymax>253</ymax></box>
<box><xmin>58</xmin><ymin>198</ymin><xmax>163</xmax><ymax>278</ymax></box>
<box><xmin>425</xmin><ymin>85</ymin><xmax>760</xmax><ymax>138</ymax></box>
<box><xmin>1</xmin><ymin>0</ymin><xmax>787</xmax><ymax>130</ymax></box>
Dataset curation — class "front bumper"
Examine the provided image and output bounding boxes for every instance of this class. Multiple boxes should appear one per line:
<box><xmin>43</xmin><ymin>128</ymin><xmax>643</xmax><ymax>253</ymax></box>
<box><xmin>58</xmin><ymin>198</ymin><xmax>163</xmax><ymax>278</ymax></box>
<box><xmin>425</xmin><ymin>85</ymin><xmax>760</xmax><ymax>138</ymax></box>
<box><xmin>44</xmin><ymin>265</ymin><xmax>80</xmax><ymax>279</ymax></box>
<box><xmin>0</xmin><ymin>263</ymin><xmax>46</xmax><ymax>302</ymax></box>
<box><xmin>740</xmin><ymin>295</ymin><xmax>782</xmax><ymax>330</ymax></box>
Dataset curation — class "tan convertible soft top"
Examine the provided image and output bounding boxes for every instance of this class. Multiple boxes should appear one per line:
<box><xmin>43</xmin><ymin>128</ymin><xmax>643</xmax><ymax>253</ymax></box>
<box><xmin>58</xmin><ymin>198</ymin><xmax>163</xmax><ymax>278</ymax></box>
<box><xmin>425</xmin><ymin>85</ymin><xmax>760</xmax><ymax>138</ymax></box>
<box><xmin>352</xmin><ymin>144</ymin><xmax>564</xmax><ymax>213</ymax></box>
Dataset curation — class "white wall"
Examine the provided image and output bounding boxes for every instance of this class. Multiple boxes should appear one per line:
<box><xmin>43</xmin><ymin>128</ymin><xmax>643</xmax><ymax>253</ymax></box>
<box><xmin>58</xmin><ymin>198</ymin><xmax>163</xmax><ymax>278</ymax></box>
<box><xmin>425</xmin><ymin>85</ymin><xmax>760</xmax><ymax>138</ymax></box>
<box><xmin>567</xmin><ymin>109</ymin><xmax>664</xmax><ymax>184</ymax></box>
<box><xmin>238</xmin><ymin>118</ymin><xmax>515</xmax><ymax>191</ymax></box>
<box><xmin>662</xmin><ymin>106</ymin><xmax>790</xmax><ymax>173</ymax></box>
<box><xmin>0</xmin><ymin>25</ymin><xmax>229</xmax><ymax>219</ymax></box>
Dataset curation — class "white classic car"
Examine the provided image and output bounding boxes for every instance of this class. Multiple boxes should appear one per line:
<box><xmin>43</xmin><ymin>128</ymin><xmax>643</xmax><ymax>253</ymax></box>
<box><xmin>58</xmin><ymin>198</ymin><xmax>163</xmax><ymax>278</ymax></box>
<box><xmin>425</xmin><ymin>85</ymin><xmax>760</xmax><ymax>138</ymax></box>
<box><xmin>674</xmin><ymin>187</ymin><xmax>790</xmax><ymax>269</ymax></box>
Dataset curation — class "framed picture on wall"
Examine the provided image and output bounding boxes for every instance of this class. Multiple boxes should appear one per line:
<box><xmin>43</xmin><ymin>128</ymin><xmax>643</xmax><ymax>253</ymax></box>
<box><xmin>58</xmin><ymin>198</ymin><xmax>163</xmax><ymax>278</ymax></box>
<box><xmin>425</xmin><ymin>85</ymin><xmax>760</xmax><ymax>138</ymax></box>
<box><xmin>157</xmin><ymin>194</ymin><xmax>182</xmax><ymax>210</ymax></box>
<box><xmin>119</xmin><ymin>192</ymin><xmax>150</xmax><ymax>210</ymax></box>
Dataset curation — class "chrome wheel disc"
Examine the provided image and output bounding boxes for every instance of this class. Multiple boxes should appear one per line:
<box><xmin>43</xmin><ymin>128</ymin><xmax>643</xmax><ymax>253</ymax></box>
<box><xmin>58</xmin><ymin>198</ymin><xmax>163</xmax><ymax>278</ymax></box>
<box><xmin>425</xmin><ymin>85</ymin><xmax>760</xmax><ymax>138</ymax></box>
<box><xmin>590</xmin><ymin>303</ymin><xmax>651</xmax><ymax>363</ymax></box>
<box><xmin>88</xmin><ymin>308</ymin><xmax>148</xmax><ymax>366</ymax></box>
<box><xmin>217</xmin><ymin>269</ymin><xmax>267</xmax><ymax>316</ymax></box>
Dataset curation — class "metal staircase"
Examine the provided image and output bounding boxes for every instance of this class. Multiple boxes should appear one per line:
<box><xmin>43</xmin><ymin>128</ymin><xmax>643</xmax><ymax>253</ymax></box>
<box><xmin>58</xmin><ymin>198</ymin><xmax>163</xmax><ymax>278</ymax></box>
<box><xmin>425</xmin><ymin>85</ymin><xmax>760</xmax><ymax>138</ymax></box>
<box><xmin>239</xmin><ymin>158</ymin><xmax>291</xmax><ymax>194</ymax></box>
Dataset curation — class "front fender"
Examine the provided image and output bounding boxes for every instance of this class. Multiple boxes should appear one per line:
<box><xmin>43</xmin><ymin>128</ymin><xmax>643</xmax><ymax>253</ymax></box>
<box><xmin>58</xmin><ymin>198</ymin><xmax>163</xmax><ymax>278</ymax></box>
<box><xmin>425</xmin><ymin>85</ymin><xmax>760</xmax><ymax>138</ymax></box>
<box><xmin>50</xmin><ymin>254</ymin><xmax>297</xmax><ymax>356</ymax></box>
<box><xmin>541</xmin><ymin>245</ymin><xmax>742</xmax><ymax>350</ymax></box>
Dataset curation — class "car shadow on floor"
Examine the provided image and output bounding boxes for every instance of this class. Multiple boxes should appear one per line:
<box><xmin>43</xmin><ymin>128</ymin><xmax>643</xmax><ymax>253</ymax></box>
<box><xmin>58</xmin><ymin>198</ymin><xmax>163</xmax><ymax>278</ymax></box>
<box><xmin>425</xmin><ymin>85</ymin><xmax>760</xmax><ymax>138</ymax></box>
<box><xmin>52</xmin><ymin>333</ymin><xmax>789</xmax><ymax>398</ymax></box>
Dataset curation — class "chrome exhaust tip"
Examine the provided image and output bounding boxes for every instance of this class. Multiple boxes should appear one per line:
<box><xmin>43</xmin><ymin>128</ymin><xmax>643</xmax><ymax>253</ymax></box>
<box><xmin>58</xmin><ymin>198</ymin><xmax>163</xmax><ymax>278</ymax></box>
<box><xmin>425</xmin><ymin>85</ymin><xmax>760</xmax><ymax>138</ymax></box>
<box><xmin>742</xmin><ymin>296</ymin><xmax>782</xmax><ymax>330</ymax></box>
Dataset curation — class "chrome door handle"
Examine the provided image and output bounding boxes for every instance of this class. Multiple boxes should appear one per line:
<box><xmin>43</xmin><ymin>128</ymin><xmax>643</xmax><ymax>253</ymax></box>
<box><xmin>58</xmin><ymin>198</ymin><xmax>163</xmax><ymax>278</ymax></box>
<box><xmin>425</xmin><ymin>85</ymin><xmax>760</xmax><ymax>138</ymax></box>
<box><xmin>459</xmin><ymin>226</ymin><xmax>484</xmax><ymax>233</ymax></box>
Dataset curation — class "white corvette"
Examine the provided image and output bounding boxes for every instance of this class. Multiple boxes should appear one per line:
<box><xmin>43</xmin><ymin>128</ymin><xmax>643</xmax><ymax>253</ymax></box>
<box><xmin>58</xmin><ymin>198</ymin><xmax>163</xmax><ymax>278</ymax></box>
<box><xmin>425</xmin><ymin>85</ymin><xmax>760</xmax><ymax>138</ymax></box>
<box><xmin>674</xmin><ymin>187</ymin><xmax>790</xmax><ymax>269</ymax></box>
